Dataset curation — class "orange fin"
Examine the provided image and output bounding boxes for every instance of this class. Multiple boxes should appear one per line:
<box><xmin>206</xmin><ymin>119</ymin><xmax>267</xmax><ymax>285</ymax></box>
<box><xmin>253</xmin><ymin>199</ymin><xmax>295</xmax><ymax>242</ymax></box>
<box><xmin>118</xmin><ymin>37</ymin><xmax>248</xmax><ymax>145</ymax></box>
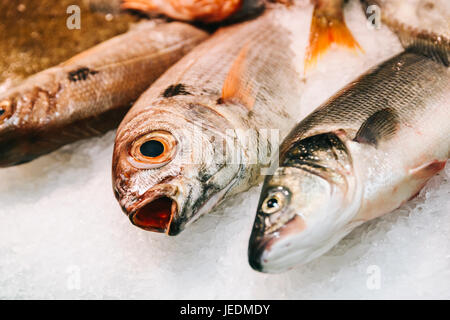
<box><xmin>304</xmin><ymin>1</ymin><xmax>363</xmax><ymax>71</ymax></box>
<box><xmin>121</xmin><ymin>0</ymin><xmax>159</xmax><ymax>13</ymax></box>
<box><xmin>410</xmin><ymin>160</ymin><xmax>446</xmax><ymax>180</ymax></box>
<box><xmin>220</xmin><ymin>44</ymin><xmax>255</xmax><ymax>111</ymax></box>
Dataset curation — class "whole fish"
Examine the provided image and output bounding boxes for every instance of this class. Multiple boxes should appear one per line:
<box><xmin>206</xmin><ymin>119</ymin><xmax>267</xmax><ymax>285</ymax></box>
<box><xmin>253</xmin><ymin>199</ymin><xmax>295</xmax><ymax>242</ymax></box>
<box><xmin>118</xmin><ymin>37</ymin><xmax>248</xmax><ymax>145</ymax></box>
<box><xmin>248</xmin><ymin>33</ymin><xmax>450</xmax><ymax>272</ymax></box>
<box><xmin>0</xmin><ymin>22</ymin><xmax>208</xmax><ymax>167</ymax></box>
<box><xmin>112</xmin><ymin>5</ymin><xmax>314</xmax><ymax>235</ymax></box>
<box><xmin>121</xmin><ymin>0</ymin><xmax>264</xmax><ymax>23</ymax></box>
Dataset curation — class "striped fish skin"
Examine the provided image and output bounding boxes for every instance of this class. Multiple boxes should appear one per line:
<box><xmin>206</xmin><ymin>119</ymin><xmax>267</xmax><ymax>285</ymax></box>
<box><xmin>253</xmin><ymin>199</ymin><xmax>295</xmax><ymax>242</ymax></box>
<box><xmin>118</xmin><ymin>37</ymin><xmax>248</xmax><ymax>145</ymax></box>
<box><xmin>0</xmin><ymin>22</ymin><xmax>208</xmax><ymax>167</ymax></box>
<box><xmin>112</xmin><ymin>5</ymin><xmax>312</xmax><ymax>236</ymax></box>
<box><xmin>249</xmin><ymin>49</ymin><xmax>450</xmax><ymax>273</ymax></box>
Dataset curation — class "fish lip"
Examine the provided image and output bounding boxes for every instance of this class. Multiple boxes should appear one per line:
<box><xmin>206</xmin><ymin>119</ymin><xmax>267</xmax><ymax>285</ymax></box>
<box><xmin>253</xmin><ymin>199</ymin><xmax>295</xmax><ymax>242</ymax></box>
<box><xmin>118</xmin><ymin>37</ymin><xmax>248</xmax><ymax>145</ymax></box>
<box><xmin>126</xmin><ymin>184</ymin><xmax>180</xmax><ymax>235</ymax></box>
<box><xmin>248</xmin><ymin>214</ymin><xmax>306</xmax><ymax>273</ymax></box>
<box><xmin>248</xmin><ymin>233</ymin><xmax>275</xmax><ymax>273</ymax></box>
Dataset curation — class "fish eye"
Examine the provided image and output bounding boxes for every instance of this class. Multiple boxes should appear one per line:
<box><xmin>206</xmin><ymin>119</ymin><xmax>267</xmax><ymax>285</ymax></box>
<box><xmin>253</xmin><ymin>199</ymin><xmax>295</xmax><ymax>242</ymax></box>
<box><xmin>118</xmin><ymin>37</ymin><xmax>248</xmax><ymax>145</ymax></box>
<box><xmin>140</xmin><ymin>140</ymin><xmax>165</xmax><ymax>158</ymax></box>
<box><xmin>261</xmin><ymin>188</ymin><xmax>290</xmax><ymax>215</ymax></box>
<box><xmin>0</xmin><ymin>100</ymin><xmax>12</xmax><ymax>122</ymax></box>
<box><xmin>129</xmin><ymin>131</ymin><xmax>178</xmax><ymax>169</ymax></box>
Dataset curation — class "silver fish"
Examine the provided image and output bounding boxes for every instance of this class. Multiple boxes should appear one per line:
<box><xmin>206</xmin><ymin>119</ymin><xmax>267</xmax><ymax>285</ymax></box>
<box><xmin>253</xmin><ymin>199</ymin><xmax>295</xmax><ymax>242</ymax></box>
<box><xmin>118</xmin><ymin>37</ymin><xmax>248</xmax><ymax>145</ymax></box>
<box><xmin>0</xmin><ymin>22</ymin><xmax>208</xmax><ymax>167</ymax></box>
<box><xmin>248</xmin><ymin>36</ymin><xmax>450</xmax><ymax>272</ymax></box>
<box><xmin>112</xmin><ymin>5</ymin><xmax>313</xmax><ymax>235</ymax></box>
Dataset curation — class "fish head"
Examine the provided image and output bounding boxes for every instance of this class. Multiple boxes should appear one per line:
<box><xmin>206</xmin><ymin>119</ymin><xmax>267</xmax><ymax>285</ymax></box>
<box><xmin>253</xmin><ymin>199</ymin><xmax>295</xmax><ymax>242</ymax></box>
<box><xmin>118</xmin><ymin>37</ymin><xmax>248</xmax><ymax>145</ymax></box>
<box><xmin>248</xmin><ymin>132</ymin><xmax>362</xmax><ymax>273</ymax></box>
<box><xmin>0</xmin><ymin>90</ymin><xmax>33</xmax><ymax>167</ymax></box>
<box><xmin>112</xmin><ymin>98</ymin><xmax>242</xmax><ymax>235</ymax></box>
<box><xmin>0</xmin><ymin>75</ymin><xmax>67</xmax><ymax>167</ymax></box>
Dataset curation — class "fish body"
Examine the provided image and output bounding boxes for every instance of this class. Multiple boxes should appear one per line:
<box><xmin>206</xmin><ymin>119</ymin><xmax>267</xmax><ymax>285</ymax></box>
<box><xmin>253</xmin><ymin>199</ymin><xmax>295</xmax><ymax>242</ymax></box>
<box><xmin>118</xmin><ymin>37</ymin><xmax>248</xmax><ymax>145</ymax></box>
<box><xmin>121</xmin><ymin>0</ymin><xmax>263</xmax><ymax>22</ymax></box>
<box><xmin>248</xmin><ymin>44</ymin><xmax>450</xmax><ymax>273</ymax></box>
<box><xmin>112</xmin><ymin>5</ymin><xmax>314</xmax><ymax>235</ymax></box>
<box><xmin>0</xmin><ymin>22</ymin><xmax>208</xmax><ymax>167</ymax></box>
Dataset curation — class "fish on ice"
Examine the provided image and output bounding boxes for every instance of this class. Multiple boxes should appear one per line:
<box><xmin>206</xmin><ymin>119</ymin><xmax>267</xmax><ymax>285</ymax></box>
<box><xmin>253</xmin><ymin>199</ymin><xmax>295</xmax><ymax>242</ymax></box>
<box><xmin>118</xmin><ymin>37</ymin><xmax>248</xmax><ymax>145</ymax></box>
<box><xmin>112</xmin><ymin>4</ymin><xmax>319</xmax><ymax>235</ymax></box>
<box><xmin>248</xmin><ymin>19</ymin><xmax>450</xmax><ymax>273</ymax></box>
<box><xmin>0</xmin><ymin>22</ymin><xmax>208</xmax><ymax>167</ymax></box>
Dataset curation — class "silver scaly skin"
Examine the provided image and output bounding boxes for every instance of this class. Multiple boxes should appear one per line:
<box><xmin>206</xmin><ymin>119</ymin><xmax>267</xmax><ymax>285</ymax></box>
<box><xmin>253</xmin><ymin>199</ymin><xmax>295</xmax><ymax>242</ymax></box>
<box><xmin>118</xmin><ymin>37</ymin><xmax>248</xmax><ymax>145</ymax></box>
<box><xmin>249</xmin><ymin>45</ymin><xmax>450</xmax><ymax>273</ymax></box>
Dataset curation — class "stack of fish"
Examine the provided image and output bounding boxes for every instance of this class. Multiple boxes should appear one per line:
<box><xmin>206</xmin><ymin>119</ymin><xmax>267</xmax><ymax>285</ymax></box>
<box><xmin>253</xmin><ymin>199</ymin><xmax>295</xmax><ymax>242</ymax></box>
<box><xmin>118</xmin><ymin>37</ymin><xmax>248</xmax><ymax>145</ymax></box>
<box><xmin>0</xmin><ymin>0</ymin><xmax>448</xmax><ymax>274</ymax></box>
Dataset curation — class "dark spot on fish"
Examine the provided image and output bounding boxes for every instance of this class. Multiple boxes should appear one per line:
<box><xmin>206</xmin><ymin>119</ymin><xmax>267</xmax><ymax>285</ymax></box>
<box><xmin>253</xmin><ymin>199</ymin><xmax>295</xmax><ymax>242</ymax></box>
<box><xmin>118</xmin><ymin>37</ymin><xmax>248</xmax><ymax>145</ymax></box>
<box><xmin>162</xmin><ymin>84</ymin><xmax>190</xmax><ymax>98</ymax></box>
<box><xmin>216</xmin><ymin>97</ymin><xmax>224</xmax><ymax>104</ymax></box>
<box><xmin>68</xmin><ymin>67</ymin><xmax>98</xmax><ymax>82</ymax></box>
<box><xmin>424</xmin><ymin>2</ymin><xmax>434</xmax><ymax>10</ymax></box>
<box><xmin>0</xmin><ymin>109</ymin><xmax>4</xmax><ymax>117</ymax></box>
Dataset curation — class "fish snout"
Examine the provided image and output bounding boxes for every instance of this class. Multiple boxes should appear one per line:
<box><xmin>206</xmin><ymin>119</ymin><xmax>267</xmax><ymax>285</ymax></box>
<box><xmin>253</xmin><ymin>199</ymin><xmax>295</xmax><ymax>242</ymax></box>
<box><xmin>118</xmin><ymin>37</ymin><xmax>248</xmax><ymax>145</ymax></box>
<box><xmin>248</xmin><ymin>233</ymin><xmax>274</xmax><ymax>273</ymax></box>
<box><xmin>248</xmin><ymin>215</ymin><xmax>307</xmax><ymax>273</ymax></box>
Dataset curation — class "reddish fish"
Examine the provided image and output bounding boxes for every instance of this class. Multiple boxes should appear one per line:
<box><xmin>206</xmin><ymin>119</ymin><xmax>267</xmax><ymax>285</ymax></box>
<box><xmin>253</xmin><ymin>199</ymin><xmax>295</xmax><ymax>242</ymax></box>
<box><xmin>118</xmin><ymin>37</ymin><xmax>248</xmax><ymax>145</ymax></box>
<box><xmin>0</xmin><ymin>22</ymin><xmax>208</xmax><ymax>167</ymax></box>
<box><xmin>112</xmin><ymin>4</ymin><xmax>314</xmax><ymax>235</ymax></box>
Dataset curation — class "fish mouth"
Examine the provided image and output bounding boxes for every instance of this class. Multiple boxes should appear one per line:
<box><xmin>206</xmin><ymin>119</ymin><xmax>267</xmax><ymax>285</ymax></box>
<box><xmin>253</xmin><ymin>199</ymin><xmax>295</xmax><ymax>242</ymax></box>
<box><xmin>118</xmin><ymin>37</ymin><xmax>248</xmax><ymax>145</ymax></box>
<box><xmin>126</xmin><ymin>184</ymin><xmax>180</xmax><ymax>235</ymax></box>
<box><xmin>130</xmin><ymin>196</ymin><xmax>178</xmax><ymax>234</ymax></box>
<box><xmin>248</xmin><ymin>215</ymin><xmax>306</xmax><ymax>273</ymax></box>
<box><xmin>248</xmin><ymin>236</ymin><xmax>272</xmax><ymax>272</ymax></box>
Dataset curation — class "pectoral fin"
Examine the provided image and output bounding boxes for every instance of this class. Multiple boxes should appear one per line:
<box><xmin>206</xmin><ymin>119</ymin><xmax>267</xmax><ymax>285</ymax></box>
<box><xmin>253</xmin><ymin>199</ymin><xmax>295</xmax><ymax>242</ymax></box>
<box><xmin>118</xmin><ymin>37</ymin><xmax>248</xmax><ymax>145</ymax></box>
<box><xmin>354</xmin><ymin>108</ymin><xmax>400</xmax><ymax>147</ymax></box>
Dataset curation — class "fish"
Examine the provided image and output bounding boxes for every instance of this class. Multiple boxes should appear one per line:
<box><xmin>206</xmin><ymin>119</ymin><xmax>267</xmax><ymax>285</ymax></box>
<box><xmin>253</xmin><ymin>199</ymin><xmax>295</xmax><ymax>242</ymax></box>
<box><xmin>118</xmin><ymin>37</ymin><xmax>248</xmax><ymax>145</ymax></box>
<box><xmin>120</xmin><ymin>0</ymin><xmax>264</xmax><ymax>23</ymax></box>
<box><xmin>0</xmin><ymin>22</ymin><xmax>208</xmax><ymax>167</ymax></box>
<box><xmin>112</xmin><ymin>4</ymin><xmax>315</xmax><ymax>235</ymax></box>
<box><xmin>304</xmin><ymin>0</ymin><xmax>362</xmax><ymax>71</ymax></box>
<box><xmin>248</xmin><ymin>28</ymin><xmax>450</xmax><ymax>273</ymax></box>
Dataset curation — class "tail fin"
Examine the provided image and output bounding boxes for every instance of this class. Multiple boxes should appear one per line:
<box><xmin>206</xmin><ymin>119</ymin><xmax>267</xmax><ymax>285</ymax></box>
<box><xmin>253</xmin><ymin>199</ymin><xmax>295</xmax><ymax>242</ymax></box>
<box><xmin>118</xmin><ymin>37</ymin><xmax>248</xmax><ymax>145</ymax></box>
<box><xmin>304</xmin><ymin>2</ymin><xmax>362</xmax><ymax>71</ymax></box>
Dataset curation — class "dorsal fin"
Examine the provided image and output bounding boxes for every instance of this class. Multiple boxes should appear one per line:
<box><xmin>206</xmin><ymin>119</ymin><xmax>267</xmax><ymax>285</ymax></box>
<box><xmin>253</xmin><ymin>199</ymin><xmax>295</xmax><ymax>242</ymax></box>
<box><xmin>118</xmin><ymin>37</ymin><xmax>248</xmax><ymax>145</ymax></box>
<box><xmin>403</xmin><ymin>33</ymin><xmax>450</xmax><ymax>67</ymax></box>
<box><xmin>220</xmin><ymin>44</ymin><xmax>255</xmax><ymax>111</ymax></box>
<box><xmin>378</xmin><ymin>19</ymin><xmax>450</xmax><ymax>67</ymax></box>
<box><xmin>354</xmin><ymin>108</ymin><xmax>400</xmax><ymax>147</ymax></box>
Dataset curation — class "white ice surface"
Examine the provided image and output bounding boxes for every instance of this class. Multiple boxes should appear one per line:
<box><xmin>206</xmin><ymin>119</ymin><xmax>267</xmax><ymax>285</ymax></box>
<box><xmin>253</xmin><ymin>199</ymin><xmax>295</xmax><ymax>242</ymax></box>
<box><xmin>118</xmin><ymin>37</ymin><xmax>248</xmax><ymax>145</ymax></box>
<box><xmin>0</xmin><ymin>1</ymin><xmax>449</xmax><ymax>299</ymax></box>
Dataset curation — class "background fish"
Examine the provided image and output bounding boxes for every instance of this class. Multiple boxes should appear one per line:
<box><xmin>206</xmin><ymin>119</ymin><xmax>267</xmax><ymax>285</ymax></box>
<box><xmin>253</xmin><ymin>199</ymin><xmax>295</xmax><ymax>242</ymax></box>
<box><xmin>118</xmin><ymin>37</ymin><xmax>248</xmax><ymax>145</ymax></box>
<box><xmin>121</xmin><ymin>0</ymin><xmax>265</xmax><ymax>23</ymax></box>
<box><xmin>248</xmin><ymin>33</ymin><xmax>450</xmax><ymax>272</ymax></box>
<box><xmin>0</xmin><ymin>22</ymin><xmax>208</xmax><ymax>167</ymax></box>
<box><xmin>304</xmin><ymin>0</ymin><xmax>362</xmax><ymax>71</ymax></box>
<box><xmin>112</xmin><ymin>5</ymin><xmax>315</xmax><ymax>235</ymax></box>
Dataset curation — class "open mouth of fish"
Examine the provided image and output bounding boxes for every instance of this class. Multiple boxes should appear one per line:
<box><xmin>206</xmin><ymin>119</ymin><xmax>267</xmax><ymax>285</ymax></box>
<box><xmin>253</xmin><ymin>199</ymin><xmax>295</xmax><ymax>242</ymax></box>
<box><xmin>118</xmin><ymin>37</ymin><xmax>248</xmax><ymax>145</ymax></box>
<box><xmin>130</xmin><ymin>196</ymin><xmax>178</xmax><ymax>234</ymax></box>
<box><xmin>124</xmin><ymin>184</ymin><xmax>180</xmax><ymax>235</ymax></box>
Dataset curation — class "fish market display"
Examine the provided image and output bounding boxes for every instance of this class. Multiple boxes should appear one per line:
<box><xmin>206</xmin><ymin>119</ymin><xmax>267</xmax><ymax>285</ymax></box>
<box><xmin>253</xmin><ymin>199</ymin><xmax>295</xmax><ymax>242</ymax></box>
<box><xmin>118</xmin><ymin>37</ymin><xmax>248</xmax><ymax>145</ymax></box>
<box><xmin>112</xmin><ymin>4</ymin><xmax>317</xmax><ymax>235</ymax></box>
<box><xmin>248</xmin><ymin>33</ymin><xmax>450</xmax><ymax>272</ymax></box>
<box><xmin>0</xmin><ymin>22</ymin><xmax>208</xmax><ymax>167</ymax></box>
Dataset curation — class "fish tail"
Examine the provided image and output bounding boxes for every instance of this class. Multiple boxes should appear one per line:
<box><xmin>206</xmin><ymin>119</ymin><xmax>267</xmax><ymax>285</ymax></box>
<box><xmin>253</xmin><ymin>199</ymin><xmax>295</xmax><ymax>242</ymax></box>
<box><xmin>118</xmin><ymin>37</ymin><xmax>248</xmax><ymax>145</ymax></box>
<box><xmin>120</xmin><ymin>0</ymin><xmax>158</xmax><ymax>13</ymax></box>
<box><xmin>304</xmin><ymin>0</ymin><xmax>362</xmax><ymax>71</ymax></box>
